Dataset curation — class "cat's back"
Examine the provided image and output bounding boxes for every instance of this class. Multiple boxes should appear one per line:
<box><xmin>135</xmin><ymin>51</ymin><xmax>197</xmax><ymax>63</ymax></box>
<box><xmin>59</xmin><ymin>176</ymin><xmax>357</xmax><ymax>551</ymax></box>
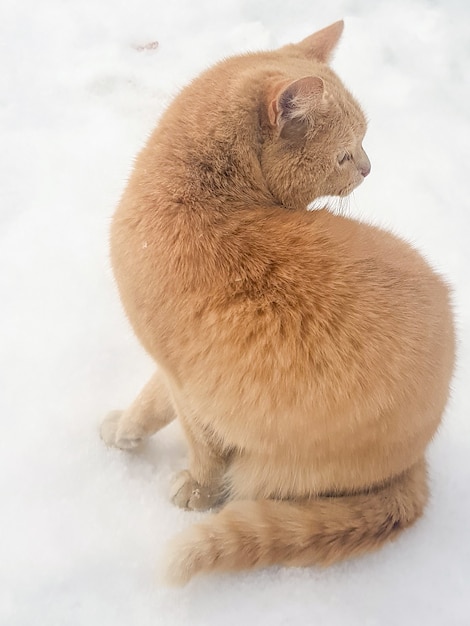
<box><xmin>112</xmin><ymin>192</ymin><xmax>451</xmax><ymax>385</ymax></box>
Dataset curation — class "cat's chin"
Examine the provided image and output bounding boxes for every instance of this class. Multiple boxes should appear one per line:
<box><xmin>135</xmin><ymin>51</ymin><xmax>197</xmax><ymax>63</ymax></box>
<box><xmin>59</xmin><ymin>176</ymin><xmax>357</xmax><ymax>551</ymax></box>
<box><xmin>339</xmin><ymin>180</ymin><xmax>362</xmax><ymax>196</ymax></box>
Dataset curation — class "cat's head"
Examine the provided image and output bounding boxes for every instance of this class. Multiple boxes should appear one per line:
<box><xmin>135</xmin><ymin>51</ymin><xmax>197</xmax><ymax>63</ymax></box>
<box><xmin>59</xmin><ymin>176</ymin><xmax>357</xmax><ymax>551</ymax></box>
<box><xmin>258</xmin><ymin>21</ymin><xmax>371</xmax><ymax>208</ymax></box>
<box><xmin>167</xmin><ymin>21</ymin><xmax>370</xmax><ymax>210</ymax></box>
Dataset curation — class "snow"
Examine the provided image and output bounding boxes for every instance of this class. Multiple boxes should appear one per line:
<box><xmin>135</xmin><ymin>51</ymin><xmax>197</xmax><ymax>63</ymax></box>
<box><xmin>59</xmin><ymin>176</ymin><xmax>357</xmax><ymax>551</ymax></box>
<box><xmin>1</xmin><ymin>0</ymin><xmax>469</xmax><ymax>624</ymax></box>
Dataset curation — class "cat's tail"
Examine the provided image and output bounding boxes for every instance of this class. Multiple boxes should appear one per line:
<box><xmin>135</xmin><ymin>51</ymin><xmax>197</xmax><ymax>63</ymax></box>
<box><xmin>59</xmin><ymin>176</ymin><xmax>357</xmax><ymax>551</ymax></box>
<box><xmin>164</xmin><ymin>459</ymin><xmax>428</xmax><ymax>585</ymax></box>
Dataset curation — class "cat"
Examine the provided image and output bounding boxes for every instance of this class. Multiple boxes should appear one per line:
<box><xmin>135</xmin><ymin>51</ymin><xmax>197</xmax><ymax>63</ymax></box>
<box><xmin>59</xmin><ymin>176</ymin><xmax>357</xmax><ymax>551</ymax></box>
<box><xmin>100</xmin><ymin>20</ymin><xmax>455</xmax><ymax>585</ymax></box>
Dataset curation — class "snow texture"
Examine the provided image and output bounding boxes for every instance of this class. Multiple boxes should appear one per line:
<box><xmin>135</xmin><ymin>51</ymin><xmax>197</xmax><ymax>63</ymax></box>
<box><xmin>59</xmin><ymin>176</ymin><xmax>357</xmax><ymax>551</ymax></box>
<box><xmin>1</xmin><ymin>0</ymin><xmax>469</xmax><ymax>624</ymax></box>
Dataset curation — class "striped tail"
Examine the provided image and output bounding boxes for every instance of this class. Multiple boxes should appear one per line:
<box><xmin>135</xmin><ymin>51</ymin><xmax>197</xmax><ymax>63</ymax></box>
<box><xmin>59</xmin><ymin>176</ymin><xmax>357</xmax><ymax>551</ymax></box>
<box><xmin>165</xmin><ymin>460</ymin><xmax>428</xmax><ymax>585</ymax></box>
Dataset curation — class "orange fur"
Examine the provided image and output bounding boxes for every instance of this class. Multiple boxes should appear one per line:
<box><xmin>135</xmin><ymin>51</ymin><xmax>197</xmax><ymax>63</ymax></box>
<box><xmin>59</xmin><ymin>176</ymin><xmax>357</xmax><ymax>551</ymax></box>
<box><xmin>101</xmin><ymin>20</ymin><xmax>455</xmax><ymax>584</ymax></box>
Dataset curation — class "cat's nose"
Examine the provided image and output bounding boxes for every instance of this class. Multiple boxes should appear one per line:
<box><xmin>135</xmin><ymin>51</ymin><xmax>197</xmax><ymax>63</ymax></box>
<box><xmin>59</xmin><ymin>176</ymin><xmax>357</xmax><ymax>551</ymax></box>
<box><xmin>360</xmin><ymin>162</ymin><xmax>371</xmax><ymax>177</ymax></box>
<box><xmin>359</xmin><ymin>149</ymin><xmax>371</xmax><ymax>178</ymax></box>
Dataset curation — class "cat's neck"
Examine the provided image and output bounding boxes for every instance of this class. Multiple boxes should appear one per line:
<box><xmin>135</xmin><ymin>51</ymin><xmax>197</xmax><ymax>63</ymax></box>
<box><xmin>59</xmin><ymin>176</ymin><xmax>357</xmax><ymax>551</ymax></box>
<box><xmin>152</xmin><ymin>136</ymin><xmax>275</xmax><ymax>211</ymax></box>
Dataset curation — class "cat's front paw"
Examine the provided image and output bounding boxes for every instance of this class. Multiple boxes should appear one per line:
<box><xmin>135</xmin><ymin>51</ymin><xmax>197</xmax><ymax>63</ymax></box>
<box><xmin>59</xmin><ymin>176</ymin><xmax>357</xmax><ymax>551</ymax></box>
<box><xmin>100</xmin><ymin>410</ymin><xmax>144</xmax><ymax>450</ymax></box>
<box><xmin>170</xmin><ymin>470</ymin><xmax>222</xmax><ymax>511</ymax></box>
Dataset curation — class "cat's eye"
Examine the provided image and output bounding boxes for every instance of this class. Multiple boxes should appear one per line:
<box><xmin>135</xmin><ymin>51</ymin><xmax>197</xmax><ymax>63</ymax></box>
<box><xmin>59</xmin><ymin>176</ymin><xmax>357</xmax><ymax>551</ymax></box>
<box><xmin>338</xmin><ymin>152</ymin><xmax>351</xmax><ymax>165</ymax></box>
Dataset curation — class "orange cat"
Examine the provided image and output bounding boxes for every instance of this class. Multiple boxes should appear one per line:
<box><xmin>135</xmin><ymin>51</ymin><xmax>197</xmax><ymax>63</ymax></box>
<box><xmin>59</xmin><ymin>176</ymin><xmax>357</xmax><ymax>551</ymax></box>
<box><xmin>101</xmin><ymin>21</ymin><xmax>455</xmax><ymax>585</ymax></box>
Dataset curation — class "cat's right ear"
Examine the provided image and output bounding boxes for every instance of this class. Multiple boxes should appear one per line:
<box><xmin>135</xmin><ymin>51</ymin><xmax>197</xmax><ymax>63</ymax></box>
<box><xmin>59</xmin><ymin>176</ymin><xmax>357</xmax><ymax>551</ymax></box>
<box><xmin>295</xmin><ymin>20</ymin><xmax>344</xmax><ymax>63</ymax></box>
<box><xmin>268</xmin><ymin>76</ymin><xmax>324</xmax><ymax>140</ymax></box>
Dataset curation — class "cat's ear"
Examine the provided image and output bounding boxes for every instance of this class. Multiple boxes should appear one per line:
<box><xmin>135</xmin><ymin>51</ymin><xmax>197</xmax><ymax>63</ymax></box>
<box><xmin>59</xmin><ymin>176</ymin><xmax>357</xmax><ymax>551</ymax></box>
<box><xmin>268</xmin><ymin>76</ymin><xmax>325</xmax><ymax>139</ymax></box>
<box><xmin>296</xmin><ymin>20</ymin><xmax>344</xmax><ymax>63</ymax></box>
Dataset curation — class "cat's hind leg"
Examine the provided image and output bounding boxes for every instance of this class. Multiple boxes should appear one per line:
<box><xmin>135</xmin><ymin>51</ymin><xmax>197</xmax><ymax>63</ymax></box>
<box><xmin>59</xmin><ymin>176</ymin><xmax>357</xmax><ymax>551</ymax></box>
<box><xmin>100</xmin><ymin>369</ymin><xmax>175</xmax><ymax>450</ymax></box>
<box><xmin>170</xmin><ymin>416</ymin><xmax>229</xmax><ymax>512</ymax></box>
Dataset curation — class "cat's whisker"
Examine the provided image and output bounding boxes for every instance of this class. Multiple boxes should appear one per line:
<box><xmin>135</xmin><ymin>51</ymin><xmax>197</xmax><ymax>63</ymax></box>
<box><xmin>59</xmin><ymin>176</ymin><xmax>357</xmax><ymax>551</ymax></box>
<box><xmin>321</xmin><ymin>195</ymin><xmax>349</xmax><ymax>216</ymax></box>
<box><xmin>340</xmin><ymin>194</ymin><xmax>352</xmax><ymax>216</ymax></box>
<box><xmin>334</xmin><ymin>196</ymin><xmax>343</xmax><ymax>215</ymax></box>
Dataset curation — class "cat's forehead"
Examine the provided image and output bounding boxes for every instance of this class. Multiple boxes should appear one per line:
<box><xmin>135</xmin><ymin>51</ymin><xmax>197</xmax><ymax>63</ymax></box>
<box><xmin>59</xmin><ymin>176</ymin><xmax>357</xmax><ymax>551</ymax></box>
<box><xmin>218</xmin><ymin>51</ymin><xmax>361</xmax><ymax>105</ymax></box>
<box><xmin>275</xmin><ymin>56</ymin><xmax>367</xmax><ymax>129</ymax></box>
<box><xmin>202</xmin><ymin>49</ymin><xmax>367</xmax><ymax>135</ymax></box>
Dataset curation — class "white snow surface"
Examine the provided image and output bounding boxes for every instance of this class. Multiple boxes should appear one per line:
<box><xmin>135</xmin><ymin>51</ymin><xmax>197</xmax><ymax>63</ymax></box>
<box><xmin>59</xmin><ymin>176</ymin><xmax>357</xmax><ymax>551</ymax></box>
<box><xmin>1</xmin><ymin>0</ymin><xmax>469</xmax><ymax>624</ymax></box>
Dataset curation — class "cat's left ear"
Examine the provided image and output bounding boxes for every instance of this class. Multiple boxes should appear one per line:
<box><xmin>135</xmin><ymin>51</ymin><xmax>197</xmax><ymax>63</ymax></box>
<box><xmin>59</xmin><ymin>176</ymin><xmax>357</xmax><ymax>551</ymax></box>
<box><xmin>268</xmin><ymin>76</ymin><xmax>325</xmax><ymax>140</ymax></box>
<box><xmin>296</xmin><ymin>20</ymin><xmax>344</xmax><ymax>63</ymax></box>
